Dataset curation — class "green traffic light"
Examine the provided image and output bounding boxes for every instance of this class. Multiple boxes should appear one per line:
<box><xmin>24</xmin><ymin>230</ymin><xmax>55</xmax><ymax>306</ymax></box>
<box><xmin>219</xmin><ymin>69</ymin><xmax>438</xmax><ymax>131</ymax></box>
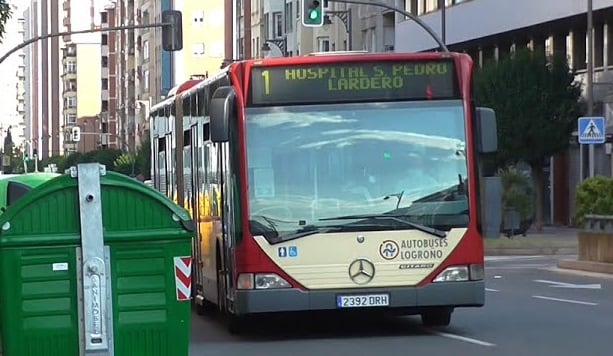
<box><xmin>309</xmin><ymin>10</ymin><xmax>319</xmax><ymax>20</ymax></box>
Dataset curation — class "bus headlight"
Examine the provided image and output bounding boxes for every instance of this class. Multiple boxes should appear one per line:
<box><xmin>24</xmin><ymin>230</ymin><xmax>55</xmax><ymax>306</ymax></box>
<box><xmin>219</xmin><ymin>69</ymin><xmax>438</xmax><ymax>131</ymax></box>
<box><xmin>433</xmin><ymin>264</ymin><xmax>484</xmax><ymax>282</ymax></box>
<box><xmin>237</xmin><ymin>273</ymin><xmax>291</xmax><ymax>290</ymax></box>
<box><xmin>433</xmin><ymin>266</ymin><xmax>469</xmax><ymax>282</ymax></box>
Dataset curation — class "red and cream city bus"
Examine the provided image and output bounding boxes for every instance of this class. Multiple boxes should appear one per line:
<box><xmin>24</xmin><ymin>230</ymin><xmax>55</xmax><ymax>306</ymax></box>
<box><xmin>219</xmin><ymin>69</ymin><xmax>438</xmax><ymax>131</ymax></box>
<box><xmin>150</xmin><ymin>51</ymin><xmax>498</xmax><ymax>332</ymax></box>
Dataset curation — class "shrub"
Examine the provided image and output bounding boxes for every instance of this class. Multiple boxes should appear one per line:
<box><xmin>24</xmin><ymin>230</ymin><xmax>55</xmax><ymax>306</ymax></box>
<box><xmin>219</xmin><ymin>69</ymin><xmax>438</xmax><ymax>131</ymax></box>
<box><xmin>575</xmin><ymin>175</ymin><xmax>613</xmax><ymax>227</ymax></box>
<box><xmin>497</xmin><ymin>166</ymin><xmax>534</xmax><ymax>221</ymax></box>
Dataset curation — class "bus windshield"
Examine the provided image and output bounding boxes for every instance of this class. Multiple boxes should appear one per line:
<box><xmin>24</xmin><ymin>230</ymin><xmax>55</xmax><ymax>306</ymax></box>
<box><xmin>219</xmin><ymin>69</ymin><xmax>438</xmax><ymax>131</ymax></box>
<box><xmin>245</xmin><ymin>100</ymin><xmax>469</xmax><ymax>241</ymax></box>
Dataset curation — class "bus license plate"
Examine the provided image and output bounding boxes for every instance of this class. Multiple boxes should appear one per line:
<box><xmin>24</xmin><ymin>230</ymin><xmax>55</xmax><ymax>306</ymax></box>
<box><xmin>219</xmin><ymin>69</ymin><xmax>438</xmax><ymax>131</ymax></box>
<box><xmin>337</xmin><ymin>294</ymin><xmax>389</xmax><ymax>308</ymax></box>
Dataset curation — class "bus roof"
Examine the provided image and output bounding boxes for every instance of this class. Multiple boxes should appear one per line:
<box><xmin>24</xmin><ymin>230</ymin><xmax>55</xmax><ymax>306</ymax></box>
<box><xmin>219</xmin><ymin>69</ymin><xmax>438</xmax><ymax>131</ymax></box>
<box><xmin>149</xmin><ymin>51</ymin><xmax>466</xmax><ymax>112</ymax></box>
<box><xmin>150</xmin><ymin>78</ymin><xmax>206</xmax><ymax>113</ymax></box>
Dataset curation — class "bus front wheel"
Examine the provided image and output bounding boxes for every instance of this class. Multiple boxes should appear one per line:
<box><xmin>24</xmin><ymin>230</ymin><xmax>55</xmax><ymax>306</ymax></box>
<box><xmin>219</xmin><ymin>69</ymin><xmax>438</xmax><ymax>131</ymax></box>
<box><xmin>421</xmin><ymin>309</ymin><xmax>452</xmax><ymax>327</ymax></box>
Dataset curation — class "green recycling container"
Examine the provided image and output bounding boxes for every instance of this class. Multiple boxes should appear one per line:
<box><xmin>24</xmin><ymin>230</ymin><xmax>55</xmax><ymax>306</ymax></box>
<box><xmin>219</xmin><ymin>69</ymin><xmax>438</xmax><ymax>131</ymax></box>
<box><xmin>0</xmin><ymin>165</ymin><xmax>194</xmax><ymax>356</ymax></box>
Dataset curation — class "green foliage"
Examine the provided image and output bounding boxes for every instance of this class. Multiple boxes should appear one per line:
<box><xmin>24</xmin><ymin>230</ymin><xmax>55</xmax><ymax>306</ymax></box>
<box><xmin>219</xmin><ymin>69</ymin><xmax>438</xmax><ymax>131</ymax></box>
<box><xmin>91</xmin><ymin>149</ymin><xmax>123</xmax><ymax>169</ymax></box>
<box><xmin>113</xmin><ymin>153</ymin><xmax>134</xmax><ymax>176</ymax></box>
<box><xmin>136</xmin><ymin>136</ymin><xmax>151</xmax><ymax>180</ymax></box>
<box><xmin>497</xmin><ymin>166</ymin><xmax>534</xmax><ymax>220</ymax></box>
<box><xmin>0</xmin><ymin>1</ymin><xmax>12</xmax><ymax>42</ymax></box>
<box><xmin>575</xmin><ymin>176</ymin><xmax>613</xmax><ymax>227</ymax></box>
<box><xmin>474</xmin><ymin>49</ymin><xmax>582</xmax><ymax>168</ymax></box>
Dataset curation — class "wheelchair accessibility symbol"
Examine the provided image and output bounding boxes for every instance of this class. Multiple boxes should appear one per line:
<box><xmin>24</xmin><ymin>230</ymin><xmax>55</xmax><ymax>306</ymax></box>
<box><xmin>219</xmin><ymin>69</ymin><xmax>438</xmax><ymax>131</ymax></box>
<box><xmin>379</xmin><ymin>240</ymin><xmax>399</xmax><ymax>260</ymax></box>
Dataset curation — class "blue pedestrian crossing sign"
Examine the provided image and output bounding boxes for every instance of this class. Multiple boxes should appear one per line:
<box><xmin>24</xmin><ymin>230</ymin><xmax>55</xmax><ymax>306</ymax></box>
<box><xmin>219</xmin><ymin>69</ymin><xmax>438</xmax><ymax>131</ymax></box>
<box><xmin>578</xmin><ymin>116</ymin><xmax>605</xmax><ymax>144</ymax></box>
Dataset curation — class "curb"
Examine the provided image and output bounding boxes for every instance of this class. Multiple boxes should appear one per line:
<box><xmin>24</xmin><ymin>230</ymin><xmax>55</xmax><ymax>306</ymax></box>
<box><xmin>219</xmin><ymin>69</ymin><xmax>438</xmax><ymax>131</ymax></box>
<box><xmin>485</xmin><ymin>247</ymin><xmax>577</xmax><ymax>256</ymax></box>
<box><xmin>557</xmin><ymin>259</ymin><xmax>613</xmax><ymax>274</ymax></box>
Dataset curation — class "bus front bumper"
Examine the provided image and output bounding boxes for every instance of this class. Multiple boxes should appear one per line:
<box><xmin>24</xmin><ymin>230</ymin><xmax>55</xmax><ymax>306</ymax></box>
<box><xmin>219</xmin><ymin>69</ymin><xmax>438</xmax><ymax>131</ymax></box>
<box><xmin>233</xmin><ymin>280</ymin><xmax>484</xmax><ymax>315</ymax></box>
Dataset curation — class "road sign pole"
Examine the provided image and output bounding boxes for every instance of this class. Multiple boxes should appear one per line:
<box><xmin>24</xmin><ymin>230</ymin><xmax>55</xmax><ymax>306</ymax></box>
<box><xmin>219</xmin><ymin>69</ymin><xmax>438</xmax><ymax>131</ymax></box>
<box><xmin>578</xmin><ymin>116</ymin><xmax>605</xmax><ymax>180</ymax></box>
<box><xmin>579</xmin><ymin>144</ymin><xmax>584</xmax><ymax>182</ymax></box>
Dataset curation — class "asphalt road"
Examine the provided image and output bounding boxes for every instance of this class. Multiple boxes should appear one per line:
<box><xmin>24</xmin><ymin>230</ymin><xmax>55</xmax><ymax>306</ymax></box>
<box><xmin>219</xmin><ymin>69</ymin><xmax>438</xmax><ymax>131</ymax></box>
<box><xmin>190</xmin><ymin>255</ymin><xmax>613</xmax><ymax>356</ymax></box>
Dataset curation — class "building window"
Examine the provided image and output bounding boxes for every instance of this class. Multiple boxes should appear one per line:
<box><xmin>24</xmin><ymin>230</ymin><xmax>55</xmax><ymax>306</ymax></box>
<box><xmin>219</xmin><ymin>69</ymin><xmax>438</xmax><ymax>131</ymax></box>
<box><xmin>285</xmin><ymin>2</ymin><xmax>293</xmax><ymax>33</ymax></box>
<box><xmin>101</xmin><ymin>12</ymin><xmax>108</xmax><ymax>24</ymax></box>
<box><xmin>144</xmin><ymin>69</ymin><xmax>149</xmax><ymax>90</ymax></box>
<box><xmin>101</xmin><ymin>79</ymin><xmax>108</xmax><ymax>90</ymax></box>
<box><xmin>317</xmin><ymin>37</ymin><xmax>330</xmax><ymax>52</ymax></box>
<box><xmin>264</xmin><ymin>13</ymin><xmax>270</xmax><ymax>39</ymax></box>
<box><xmin>101</xmin><ymin>34</ymin><xmax>108</xmax><ymax>45</ymax></box>
<box><xmin>66</xmin><ymin>114</ymin><xmax>76</xmax><ymax>124</ymax></box>
<box><xmin>192</xmin><ymin>43</ymin><xmax>205</xmax><ymax>56</ymax></box>
<box><xmin>143</xmin><ymin>40</ymin><xmax>149</xmax><ymax>60</ymax></box>
<box><xmin>65</xmin><ymin>61</ymin><xmax>76</xmax><ymax>73</ymax></box>
<box><xmin>101</xmin><ymin>56</ymin><xmax>108</xmax><ymax>67</ymax></box>
<box><xmin>142</xmin><ymin>10</ymin><xmax>150</xmax><ymax>25</ymax></box>
<box><xmin>192</xmin><ymin>10</ymin><xmax>204</xmax><ymax>25</ymax></box>
<box><xmin>66</xmin><ymin>97</ymin><xmax>76</xmax><ymax>108</ymax></box>
<box><xmin>273</xmin><ymin>12</ymin><xmax>283</xmax><ymax>38</ymax></box>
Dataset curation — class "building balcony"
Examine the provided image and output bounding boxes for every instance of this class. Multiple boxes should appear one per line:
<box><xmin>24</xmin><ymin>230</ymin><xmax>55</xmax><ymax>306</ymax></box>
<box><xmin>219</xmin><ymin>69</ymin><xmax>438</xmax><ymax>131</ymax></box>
<box><xmin>62</xmin><ymin>91</ymin><xmax>77</xmax><ymax>100</ymax></box>
<box><xmin>63</xmin><ymin>45</ymin><xmax>77</xmax><ymax>57</ymax></box>
<box><xmin>62</xmin><ymin>72</ymin><xmax>77</xmax><ymax>80</ymax></box>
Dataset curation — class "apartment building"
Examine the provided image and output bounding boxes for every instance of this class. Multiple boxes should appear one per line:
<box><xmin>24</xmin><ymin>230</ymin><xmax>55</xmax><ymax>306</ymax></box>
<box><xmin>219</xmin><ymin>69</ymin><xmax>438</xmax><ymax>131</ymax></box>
<box><xmin>100</xmin><ymin>0</ymin><xmax>225</xmax><ymax>155</ymax></box>
<box><xmin>61</xmin><ymin>0</ymin><xmax>102</xmax><ymax>154</ymax></box>
<box><xmin>100</xmin><ymin>4</ymin><xmax>119</xmax><ymax>150</ymax></box>
<box><xmin>234</xmin><ymin>0</ymin><xmax>365</xmax><ymax>59</ymax></box>
<box><xmin>24</xmin><ymin>0</ymin><xmax>63</xmax><ymax>159</ymax></box>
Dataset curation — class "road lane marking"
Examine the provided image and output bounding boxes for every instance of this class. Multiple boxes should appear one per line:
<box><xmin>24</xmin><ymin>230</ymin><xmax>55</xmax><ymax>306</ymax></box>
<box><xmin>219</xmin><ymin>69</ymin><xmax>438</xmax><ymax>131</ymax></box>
<box><xmin>485</xmin><ymin>256</ymin><xmax>544</xmax><ymax>261</ymax></box>
<box><xmin>532</xmin><ymin>295</ymin><xmax>598</xmax><ymax>306</ymax></box>
<box><xmin>485</xmin><ymin>288</ymin><xmax>499</xmax><ymax>292</ymax></box>
<box><xmin>488</xmin><ymin>264</ymin><xmax>552</xmax><ymax>269</ymax></box>
<box><xmin>533</xmin><ymin>279</ymin><xmax>601</xmax><ymax>289</ymax></box>
<box><xmin>431</xmin><ymin>331</ymin><xmax>496</xmax><ymax>347</ymax></box>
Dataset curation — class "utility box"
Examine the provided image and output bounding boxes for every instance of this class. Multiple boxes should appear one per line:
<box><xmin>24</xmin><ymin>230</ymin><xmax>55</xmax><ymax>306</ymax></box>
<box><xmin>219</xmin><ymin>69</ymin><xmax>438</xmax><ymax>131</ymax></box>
<box><xmin>0</xmin><ymin>163</ymin><xmax>194</xmax><ymax>356</ymax></box>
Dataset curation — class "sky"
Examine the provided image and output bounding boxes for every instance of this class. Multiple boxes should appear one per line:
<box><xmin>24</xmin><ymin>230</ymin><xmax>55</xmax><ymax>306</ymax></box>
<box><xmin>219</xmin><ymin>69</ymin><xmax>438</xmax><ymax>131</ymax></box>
<box><xmin>0</xmin><ymin>1</ymin><xmax>28</xmax><ymax>147</ymax></box>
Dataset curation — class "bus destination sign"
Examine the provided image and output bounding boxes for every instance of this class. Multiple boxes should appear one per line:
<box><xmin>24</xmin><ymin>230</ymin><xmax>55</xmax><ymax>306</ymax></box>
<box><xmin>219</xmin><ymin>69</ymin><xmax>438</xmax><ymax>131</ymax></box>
<box><xmin>249</xmin><ymin>60</ymin><xmax>459</xmax><ymax>105</ymax></box>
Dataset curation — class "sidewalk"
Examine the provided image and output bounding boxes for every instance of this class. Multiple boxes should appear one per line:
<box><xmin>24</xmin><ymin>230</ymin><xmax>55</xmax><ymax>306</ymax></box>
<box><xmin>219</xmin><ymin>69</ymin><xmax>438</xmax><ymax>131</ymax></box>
<box><xmin>484</xmin><ymin>225</ymin><xmax>578</xmax><ymax>256</ymax></box>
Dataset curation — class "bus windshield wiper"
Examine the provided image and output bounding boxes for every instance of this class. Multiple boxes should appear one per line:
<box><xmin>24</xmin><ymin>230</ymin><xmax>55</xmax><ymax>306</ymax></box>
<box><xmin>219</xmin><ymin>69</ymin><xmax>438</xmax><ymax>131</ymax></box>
<box><xmin>276</xmin><ymin>225</ymin><xmax>343</xmax><ymax>243</ymax></box>
<box><xmin>318</xmin><ymin>214</ymin><xmax>447</xmax><ymax>238</ymax></box>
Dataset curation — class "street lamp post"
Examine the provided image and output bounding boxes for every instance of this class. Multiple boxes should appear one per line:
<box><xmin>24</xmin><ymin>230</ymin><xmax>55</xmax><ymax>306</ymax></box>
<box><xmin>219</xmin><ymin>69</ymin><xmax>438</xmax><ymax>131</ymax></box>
<box><xmin>323</xmin><ymin>9</ymin><xmax>353</xmax><ymax>50</ymax></box>
<box><xmin>261</xmin><ymin>38</ymin><xmax>287</xmax><ymax>57</ymax></box>
<box><xmin>587</xmin><ymin>0</ymin><xmax>595</xmax><ymax>178</ymax></box>
<box><xmin>439</xmin><ymin>0</ymin><xmax>446</xmax><ymax>45</ymax></box>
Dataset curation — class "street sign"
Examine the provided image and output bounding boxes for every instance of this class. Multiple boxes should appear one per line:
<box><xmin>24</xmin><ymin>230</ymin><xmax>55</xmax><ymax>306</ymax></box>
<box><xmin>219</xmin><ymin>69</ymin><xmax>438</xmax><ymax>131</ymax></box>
<box><xmin>578</xmin><ymin>116</ymin><xmax>605</xmax><ymax>144</ymax></box>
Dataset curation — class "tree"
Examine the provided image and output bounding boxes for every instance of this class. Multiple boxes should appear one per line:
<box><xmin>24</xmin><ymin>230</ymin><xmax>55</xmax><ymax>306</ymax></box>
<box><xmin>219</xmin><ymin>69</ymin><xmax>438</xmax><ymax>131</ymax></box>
<box><xmin>0</xmin><ymin>1</ymin><xmax>11</xmax><ymax>42</ymax></box>
<box><xmin>135</xmin><ymin>136</ymin><xmax>151</xmax><ymax>180</ymax></box>
<box><xmin>474</xmin><ymin>49</ymin><xmax>582</xmax><ymax>232</ymax></box>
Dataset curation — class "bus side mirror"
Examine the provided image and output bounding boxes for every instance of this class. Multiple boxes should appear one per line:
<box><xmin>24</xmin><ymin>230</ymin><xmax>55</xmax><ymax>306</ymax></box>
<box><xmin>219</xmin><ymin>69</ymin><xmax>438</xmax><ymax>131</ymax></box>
<box><xmin>210</xmin><ymin>86</ymin><xmax>236</xmax><ymax>143</ymax></box>
<box><xmin>476</xmin><ymin>107</ymin><xmax>497</xmax><ymax>153</ymax></box>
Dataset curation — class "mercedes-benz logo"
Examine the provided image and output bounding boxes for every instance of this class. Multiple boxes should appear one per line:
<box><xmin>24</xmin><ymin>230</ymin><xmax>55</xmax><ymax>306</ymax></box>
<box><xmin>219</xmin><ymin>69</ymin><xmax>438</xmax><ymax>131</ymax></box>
<box><xmin>348</xmin><ymin>258</ymin><xmax>375</xmax><ymax>285</ymax></box>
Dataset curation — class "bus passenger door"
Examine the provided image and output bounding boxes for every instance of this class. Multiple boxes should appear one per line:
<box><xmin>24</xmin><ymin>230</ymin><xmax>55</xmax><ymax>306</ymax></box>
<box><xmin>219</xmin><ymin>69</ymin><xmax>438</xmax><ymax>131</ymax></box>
<box><xmin>219</xmin><ymin>141</ymin><xmax>237</xmax><ymax>311</ymax></box>
<box><xmin>190</xmin><ymin>124</ymin><xmax>205</xmax><ymax>301</ymax></box>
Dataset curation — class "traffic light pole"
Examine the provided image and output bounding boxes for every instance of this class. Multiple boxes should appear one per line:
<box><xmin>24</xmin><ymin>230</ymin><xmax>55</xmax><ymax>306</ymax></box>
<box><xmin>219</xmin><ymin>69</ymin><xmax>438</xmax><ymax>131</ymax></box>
<box><xmin>327</xmin><ymin>0</ymin><xmax>449</xmax><ymax>52</ymax></box>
